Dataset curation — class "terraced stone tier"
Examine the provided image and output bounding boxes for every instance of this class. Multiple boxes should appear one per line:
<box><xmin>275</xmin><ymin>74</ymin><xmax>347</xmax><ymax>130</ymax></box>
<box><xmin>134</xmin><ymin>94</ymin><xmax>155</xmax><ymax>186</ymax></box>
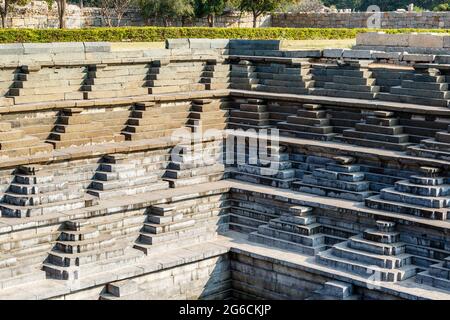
<box><xmin>147</xmin><ymin>60</ymin><xmax>207</xmax><ymax>94</ymax></box>
<box><xmin>0</xmin><ymin>165</ymin><xmax>92</xmax><ymax>218</ymax></box>
<box><xmin>87</xmin><ymin>153</ymin><xmax>169</xmax><ymax>200</ymax></box>
<box><xmin>316</xmin><ymin>220</ymin><xmax>418</xmax><ymax>282</ymax></box>
<box><xmin>249</xmin><ymin>205</ymin><xmax>332</xmax><ymax>255</ymax></box>
<box><xmin>416</xmin><ymin>256</ymin><xmax>450</xmax><ymax>291</ymax></box>
<box><xmin>46</xmin><ymin>107</ymin><xmax>125</xmax><ymax>149</ymax></box>
<box><xmin>229</xmin><ymin>57</ymin><xmax>313</xmax><ymax>95</ymax></box>
<box><xmin>122</xmin><ymin>101</ymin><xmax>192</xmax><ymax>140</ymax></box>
<box><xmin>278</xmin><ymin>103</ymin><xmax>337</xmax><ymax>141</ymax></box>
<box><xmin>83</xmin><ymin>63</ymin><xmax>150</xmax><ymax>99</ymax></box>
<box><xmin>186</xmin><ymin>98</ymin><xmax>229</xmax><ymax>133</ymax></box>
<box><xmin>228</xmin><ymin>98</ymin><xmax>271</xmax><ymax>130</ymax></box>
<box><xmin>231</xmin><ymin>145</ymin><xmax>295</xmax><ymax>189</ymax></box>
<box><xmin>365</xmin><ymin>167</ymin><xmax>450</xmax><ymax>220</ymax></box>
<box><xmin>0</xmin><ymin>120</ymin><xmax>52</xmax><ymax>159</ymax></box>
<box><xmin>293</xmin><ymin>156</ymin><xmax>376</xmax><ymax>202</ymax></box>
<box><xmin>43</xmin><ymin>219</ymin><xmax>142</xmax><ymax>280</ymax></box>
<box><xmin>378</xmin><ymin>67</ymin><xmax>450</xmax><ymax>108</ymax></box>
<box><xmin>311</xmin><ymin>60</ymin><xmax>380</xmax><ymax>100</ymax></box>
<box><xmin>134</xmin><ymin>193</ymin><xmax>229</xmax><ymax>254</ymax></box>
<box><xmin>163</xmin><ymin>140</ymin><xmax>226</xmax><ymax>188</ymax></box>
<box><xmin>336</xmin><ymin>110</ymin><xmax>415</xmax><ymax>151</ymax></box>
<box><xmin>8</xmin><ymin>65</ymin><xmax>86</xmax><ymax>104</ymax></box>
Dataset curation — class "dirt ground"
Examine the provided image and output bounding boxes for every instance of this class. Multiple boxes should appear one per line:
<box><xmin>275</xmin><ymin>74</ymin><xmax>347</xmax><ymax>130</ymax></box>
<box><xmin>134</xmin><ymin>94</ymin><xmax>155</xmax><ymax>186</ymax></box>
<box><xmin>110</xmin><ymin>39</ymin><xmax>356</xmax><ymax>51</ymax></box>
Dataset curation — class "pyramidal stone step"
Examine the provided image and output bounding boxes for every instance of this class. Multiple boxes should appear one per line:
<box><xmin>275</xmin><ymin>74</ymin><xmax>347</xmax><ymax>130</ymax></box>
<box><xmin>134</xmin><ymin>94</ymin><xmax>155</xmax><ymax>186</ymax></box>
<box><xmin>278</xmin><ymin>103</ymin><xmax>337</xmax><ymax>141</ymax></box>
<box><xmin>293</xmin><ymin>156</ymin><xmax>375</xmax><ymax>201</ymax></box>
<box><xmin>336</xmin><ymin>110</ymin><xmax>414</xmax><ymax>151</ymax></box>
<box><xmin>316</xmin><ymin>220</ymin><xmax>417</xmax><ymax>282</ymax></box>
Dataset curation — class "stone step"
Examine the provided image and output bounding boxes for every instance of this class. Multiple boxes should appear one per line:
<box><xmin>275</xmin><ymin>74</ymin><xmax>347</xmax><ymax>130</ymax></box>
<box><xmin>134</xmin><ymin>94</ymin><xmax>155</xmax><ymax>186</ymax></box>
<box><xmin>248</xmin><ymin>231</ymin><xmax>327</xmax><ymax>256</ymax></box>
<box><xmin>333</xmin><ymin>75</ymin><xmax>376</xmax><ymax>86</ymax></box>
<box><xmin>293</xmin><ymin>181</ymin><xmax>373</xmax><ymax>202</ymax></box>
<box><xmin>90</xmin><ymin>174</ymin><xmax>160</xmax><ymax>190</ymax></box>
<box><xmin>312</xmin><ymin>88</ymin><xmax>378</xmax><ymax>100</ymax></box>
<box><xmin>267</xmin><ymin>218</ymin><xmax>322</xmax><ymax>236</ymax></box>
<box><xmin>365</xmin><ymin>195</ymin><xmax>448</xmax><ymax>220</ymax></box>
<box><xmin>401</xmin><ymin>80</ymin><xmax>448</xmax><ymax>91</ymax></box>
<box><xmin>0</xmin><ymin>267</ymin><xmax>46</xmax><ymax>290</ymax></box>
<box><xmin>134</xmin><ymin>224</ymin><xmax>224</xmax><ymax>254</ymax></box>
<box><xmin>88</xmin><ymin>181</ymin><xmax>169</xmax><ymax>200</ymax></box>
<box><xmin>380</xmin><ymin>188</ymin><xmax>450</xmax><ymax>208</ymax></box>
<box><xmin>279</xmin><ymin>128</ymin><xmax>337</xmax><ymax>141</ymax></box>
<box><xmin>416</xmin><ymin>270</ymin><xmax>450</xmax><ymax>291</ymax></box>
<box><xmin>391</xmin><ymin>86</ymin><xmax>450</xmax><ymax>99</ymax></box>
<box><xmin>302</xmin><ymin>174</ymin><xmax>370</xmax><ymax>192</ymax></box>
<box><xmin>0</xmin><ymin>197</ymin><xmax>87</xmax><ymax>218</ymax></box>
<box><xmin>312</xmin><ymin>168</ymin><xmax>365</xmax><ymax>182</ymax></box>
<box><xmin>335</xmin><ymin>135</ymin><xmax>414</xmax><ymax>152</ymax></box>
<box><xmin>316</xmin><ymin>249</ymin><xmax>417</xmax><ymax>282</ymax></box>
<box><xmin>394</xmin><ymin>180</ymin><xmax>450</xmax><ymax>197</ymax></box>
<box><xmin>378</xmin><ymin>92</ymin><xmax>449</xmax><ymax>108</ymax></box>
<box><xmin>355</xmin><ymin>123</ymin><xmax>404</xmax><ymax>135</ymax></box>
<box><xmin>342</xmin><ymin>129</ymin><xmax>409</xmax><ymax>144</ymax></box>
<box><xmin>257</xmin><ymin>224</ymin><xmax>325</xmax><ymax>247</ymax></box>
<box><xmin>348</xmin><ymin>235</ymin><xmax>406</xmax><ymax>256</ymax></box>
<box><xmin>324</xmin><ymin>82</ymin><xmax>380</xmax><ymax>93</ymax></box>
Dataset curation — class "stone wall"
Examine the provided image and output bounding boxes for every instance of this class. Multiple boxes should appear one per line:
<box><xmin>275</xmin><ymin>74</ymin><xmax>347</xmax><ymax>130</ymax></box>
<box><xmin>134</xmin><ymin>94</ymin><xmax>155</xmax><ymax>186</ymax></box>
<box><xmin>272</xmin><ymin>11</ymin><xmax>450</xmax><ymax>29</ymax></box>
<box><xmin>3</xmin><ymin>1</ymin><xmax>270</xmax><ymax>28</ymax></box>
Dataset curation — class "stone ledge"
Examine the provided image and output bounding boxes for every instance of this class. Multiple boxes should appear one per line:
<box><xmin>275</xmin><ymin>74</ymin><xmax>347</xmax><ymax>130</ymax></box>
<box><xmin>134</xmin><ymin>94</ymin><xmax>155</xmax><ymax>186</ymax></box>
<box><xmin>231</xmin><ymin>89</ymin><xmax>450</xmax><ymax>117</ymax></box>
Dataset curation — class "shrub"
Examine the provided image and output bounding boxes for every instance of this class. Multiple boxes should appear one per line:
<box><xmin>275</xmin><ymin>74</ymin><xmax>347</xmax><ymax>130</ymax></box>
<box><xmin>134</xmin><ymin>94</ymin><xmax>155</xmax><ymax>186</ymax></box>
<box><xmin>0</xmin><ymin>26</ymin><xmax>449</xmax><ymax>43</ymax></box>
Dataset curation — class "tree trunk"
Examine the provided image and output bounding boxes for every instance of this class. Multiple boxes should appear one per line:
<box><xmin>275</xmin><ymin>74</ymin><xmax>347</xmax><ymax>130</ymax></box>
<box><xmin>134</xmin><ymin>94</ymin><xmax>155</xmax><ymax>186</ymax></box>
<box><xmin>58</xmin><ymin>0</ymin><xmax>67</xmax><ymax>29</ymax></box>
<box><xmin>252</xmin><ymin>12</ymin><xmax>258</xmax><ymax>28</ymax></box>
<box><xmin>253</xmin><ymin>13</ymin><xmax>258</xmax><ymax>28</ymax></box>
<box><xmin>0</xmin><ymin>13</ymin><xmax>5</xmax><ymax>28</ymax></box>
<box><xmin>79</xmin><ymin>0</ymin><xmax>83</xmax><ymax>9</ymax></box>
<box><xmin>207</xmin><ymin>14</ymin><xmax>215</xmax><ymax>27</ymax></box>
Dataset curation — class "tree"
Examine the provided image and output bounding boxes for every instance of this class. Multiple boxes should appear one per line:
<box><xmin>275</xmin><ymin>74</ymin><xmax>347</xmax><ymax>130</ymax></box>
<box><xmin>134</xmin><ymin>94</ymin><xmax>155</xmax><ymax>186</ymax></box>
<box><xmin>238</xmin><ymin>0</ymin><xmax>292</xmax><ymax>27</ymax></box>
<box><xmin>0</xmin><ymin>0</ymin><xmax>28</xmax><ymax>28</ymax></box>
<box><xmin>194</xmin><ymin>0</ymin><xmax>226</xmax><ymax>27</ymax></box>
<box><xmin>100</xmin><ymin>0</ymin><xmax>134</xmax><ymax>27</ymax></box>
<box><xmin>139</xmin><ymin>0</ymin><xmax>193</xmax><ymax>26</ymax></box>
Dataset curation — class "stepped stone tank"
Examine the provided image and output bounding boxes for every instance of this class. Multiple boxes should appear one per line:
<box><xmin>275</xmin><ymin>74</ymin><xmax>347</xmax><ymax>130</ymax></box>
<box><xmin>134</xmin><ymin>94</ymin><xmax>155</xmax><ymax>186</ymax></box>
<box><xmin>1</xmin><ymin>34</ymin><xmax>450</xmax><ymax>299</ymax></box>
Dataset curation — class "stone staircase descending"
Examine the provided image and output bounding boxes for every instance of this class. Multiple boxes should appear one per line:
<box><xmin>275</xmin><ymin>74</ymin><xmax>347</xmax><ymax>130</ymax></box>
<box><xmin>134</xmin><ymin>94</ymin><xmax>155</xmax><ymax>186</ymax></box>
<box><xmin>229</xmin><ymin>58</ymin><xmax>313</xmax><ymax>95</ymax></box>
<box><xmin>122</xmin><ymin>101</ymin><xmax>191</xmax><ymax>140</ymax></box>
<box><xmin>147</xmin><ymin>60</ymin><xmax>206</xmax><ymax>94</ymax></box>
<box><xmin>87</xmin><ymin>153</ymin><xmax>169</xmax><ymax>200</ymax></box>
<box><xmin>317</xmin><ymin>220</ymin><xmax>418</xmax><ymax>282</ymax></box>
<box><xmin>408</xmin><ymin>122</ymin><xmax>450</xmax><ymax>160</ymax></box>
<box><xmin>365</xmin><ymin>166</ymin><xmax>450</xmax><ymax>220</ymax></box>
<box><xmin>186</xmin><ymin>98</ymin><xmax>229</xmax><ymax>133</ymax></box>
<box><xmin>83</xmin><ymin>63</ymin><xmax>150</xmax><ymax>99</ymax></box>
<box><xmin>43</xmin><ymin>219</ymin><xmax>142</xmax><ymax>280</ymax></box>
<box><xmin>278</xmin><ymin>103</ymin><xmax>337</xmax><ymax>141</ymax></box>
<box><xmin>0</xmin><ymin>67</ymin><xmax>16</xmax><ymax>107</ymax></box>
<box><xmin>163</xmin><ymin>140</ymin><xmax>225</xmax><ymax>188</ymax></box>
<box><xmin>232</xmin><ymin>144</ymin><xmax>296</xmax><ymax>189</ymax></box>
<box><xmin>228</xmin><ymin>190</ymin><xmax>284</xmax><ymax>234</ymax></box>
<box><xmin>416</xmin><ymin>255</ymin><xmax>450</xmax><ymax>291</ymax></box>
<box><xmin>0</xmin><ymin>165</ymin><xmax>93</xmax><ymax>218</ymax></box>
<box><xmin>134</xmin><ymin>193</ymin><xmax>229</xmax><ymax>254</ymax></box>
<box><xmin>201</xmin><ymin>60</ymin><xmax>230</xmax><ymax>90</ymax></box>
<box><xmin>228</xmin><ymin>98</ymin><xmax>271</xmax><ymax>130</ymax></box>
<box><xmin>293</xmin><ymin>156</ymin><xmax>376</xmax><ymax>201</ymax></box>
<box><xmin>336</xmin><ymin>110</ymin><xmax>415</xmax><ymax>151</ymax></box>
<box><xmin>311</xmin><ymin>60</ymin><xmax>380</xmax><ymax>100</ymax></box>
<box><xmin>0</xmin><ymin>120</ymin><xmax>52</xmax><ymax>159</ymax></box>
<box><xmin>8</xmin><ymin>65</ymin><xmax>85</xmax><ymax>104</ymax></box>
<box><xmin>378</xmin><ymin>66</ymin><xmax>450</xmax><ymax>107</ymax></box>
<box><xmin>249</xmin><ymin>205</ymin><xmax>329</xmax><ymax>255</ymax></box>
<box><xmin>46</xmin><ymin>107</ymin><xmax>125</xmax><ymax>149</ymax></box>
